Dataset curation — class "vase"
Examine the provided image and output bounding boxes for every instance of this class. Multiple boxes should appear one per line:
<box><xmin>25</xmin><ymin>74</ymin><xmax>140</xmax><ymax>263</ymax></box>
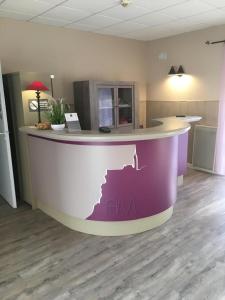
<box><xmin>51</xmin><ymin>124</ymin><xmax>65</xmax><ymax>130</ymax></box>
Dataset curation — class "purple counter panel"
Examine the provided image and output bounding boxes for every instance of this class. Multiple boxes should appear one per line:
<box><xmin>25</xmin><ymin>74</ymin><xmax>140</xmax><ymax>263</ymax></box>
<box><xmin>178</xmin><ymin>132</ymin><xmax>189</xmax><ymax>176</ymax></box>
<box><xmin>87</xmin><ymin>137</ymin><xmax>178</xmax><ymax>221</ymax></box>
<box><xmin>28</xmin><ymin>135</ymin><xmax>179</xmax><ymax>223</ymax></box>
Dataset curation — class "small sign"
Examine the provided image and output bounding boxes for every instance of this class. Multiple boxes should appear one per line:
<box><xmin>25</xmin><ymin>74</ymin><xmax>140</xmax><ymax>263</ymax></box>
<box><xmin>65</xmin><ymin>113</ymin><xmax>81</xmax><ymax>131</ymax></box>
<box><xmin>29</xmin><ymin>99</ymin><xmax>49</xmax><ymax>112</ymax></box>
<box><xmin>65</xmin><ymin>113</ymin><xmax>79</xmax><ymax>122</ymax></box>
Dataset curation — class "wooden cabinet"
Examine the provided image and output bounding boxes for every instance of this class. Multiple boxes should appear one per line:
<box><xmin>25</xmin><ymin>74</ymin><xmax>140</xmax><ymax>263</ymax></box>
<box><xmin>73</xmin><ymin>80</ymin><xmax>138</xmax><ymax>130</ymax></box>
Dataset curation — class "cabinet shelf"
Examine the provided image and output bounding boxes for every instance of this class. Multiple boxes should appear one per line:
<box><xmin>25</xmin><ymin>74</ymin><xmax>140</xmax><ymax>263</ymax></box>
<box><xmin>73</xmin><ymin>80</ymin><xmax>136</xmax><ymax>130</ymax></box>
<box><xmin>99</xmin><ymin>107</ymin><xmax>114</xmax><ymax>109</ymax></box>
<box><xmin>119</xmin><ymin>104</ymin><xmax>131</xmax><ymax>108</ymax></box>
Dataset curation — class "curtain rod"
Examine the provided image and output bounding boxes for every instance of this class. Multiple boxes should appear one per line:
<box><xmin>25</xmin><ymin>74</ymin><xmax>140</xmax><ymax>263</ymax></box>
<box><xmin>205</xmin><ymin>40</ymin><xmax>225</xmax><ymax>45</ymax></box>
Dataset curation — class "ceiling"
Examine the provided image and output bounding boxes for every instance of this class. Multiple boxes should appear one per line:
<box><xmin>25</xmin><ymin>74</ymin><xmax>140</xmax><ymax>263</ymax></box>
<box><xmin>0</xmin><ymin>0</ymin><xmax>225</xmax><ymax>41</ymax></box>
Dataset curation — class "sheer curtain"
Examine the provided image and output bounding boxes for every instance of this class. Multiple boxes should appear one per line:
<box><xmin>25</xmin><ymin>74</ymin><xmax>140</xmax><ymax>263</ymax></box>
<box><xmin>98</xmin><ymin>88</ymin><xmax>114</xmax><ymax>127</ymax></box>
<box><xmin>214</xmin><ymin>50</ymin><xmax>225</xmax><ymax>175</ymax></box>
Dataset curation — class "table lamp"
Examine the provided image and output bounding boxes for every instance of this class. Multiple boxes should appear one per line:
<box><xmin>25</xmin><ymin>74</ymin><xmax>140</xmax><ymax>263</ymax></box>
<box><xmin>26</xmin><ymin>81</ymin><xmax>49</xmax><ymax>123</ymax></box>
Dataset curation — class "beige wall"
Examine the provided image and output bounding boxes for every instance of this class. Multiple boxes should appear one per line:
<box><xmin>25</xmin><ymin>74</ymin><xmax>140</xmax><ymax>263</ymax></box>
<box><xmin>146</xmin><ymin>24</ymin><xmax>225</xmax><ymax>127</ymax></box>
<box><xmin>146</xmin><ymin>25</ymin><xmax>225</xmax><ymax>162</ymax></box>
<box><xmin>1</xmin><ymin>17</ymin><xmax>225</xmax><ymax>128</ymax></box>
<box><xmin>147</xmin><ymin>24</ymin><xmax>225</xmax><ymax>102</ymax></box>
<box><xmin>0</xmin><ymin>18</ymin><xmax>148</xmax><ymax>126</ymax></box>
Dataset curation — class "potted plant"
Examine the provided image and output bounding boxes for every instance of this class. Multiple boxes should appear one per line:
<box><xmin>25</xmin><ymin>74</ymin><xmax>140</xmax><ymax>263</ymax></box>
<box><xmin>46</xmin><ymin>98</ymin><xmax>69</xmax><ymax>130</ymax></box>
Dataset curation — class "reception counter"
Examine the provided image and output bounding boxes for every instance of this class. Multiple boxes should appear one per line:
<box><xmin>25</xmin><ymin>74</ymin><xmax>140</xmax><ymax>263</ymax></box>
<box><xmin>20</xmin><ymin>118</ymin><xmax>190</xmax><ymax>236</ymax></box>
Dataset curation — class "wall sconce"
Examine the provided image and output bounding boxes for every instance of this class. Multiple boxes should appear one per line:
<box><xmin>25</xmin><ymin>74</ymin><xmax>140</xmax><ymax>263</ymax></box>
<box><xmin>168</xmin><ymin>66</ymin><xmax>176</xmax><ymax>76</ymax></box>
<box><xmin>168</xmin><ymin>65</ymin><xmax>185</xmax><ymax>77</ymax></box>
<box><xmin>177</xmin><ymin>65</ymin><xmax>185</xmax><ymax>76</ymax></box>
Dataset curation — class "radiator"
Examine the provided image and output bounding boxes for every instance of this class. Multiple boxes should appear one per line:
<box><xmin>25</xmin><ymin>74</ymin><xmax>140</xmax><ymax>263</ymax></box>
<box><xmin>192</xmin><ymin>125</ymin><xmax>217</xmax><ymax>173</ymax></box>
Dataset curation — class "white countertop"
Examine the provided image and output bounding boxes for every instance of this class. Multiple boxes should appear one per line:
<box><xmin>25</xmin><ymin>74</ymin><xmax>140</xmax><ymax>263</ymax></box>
<box><xmin>156</xmin><ymin>116</ymin><xmax>202</xmax><ymax>123</ymax></box>
<box><xmin>20</xmin><ymin>118</ymin><xmax>191</xmax><ymax>142</ymax></box>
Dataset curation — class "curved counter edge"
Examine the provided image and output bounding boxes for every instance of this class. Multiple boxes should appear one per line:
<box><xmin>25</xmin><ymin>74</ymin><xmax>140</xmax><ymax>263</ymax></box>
<box><xmin>37</xmin><ymin>200</ymin><xmax>173</xmax><ymax>236</ymax></box>
<box><xmin>19</xmin><ymin>118</ymin><xmax>190</xmax><ymax>143</ymax></box>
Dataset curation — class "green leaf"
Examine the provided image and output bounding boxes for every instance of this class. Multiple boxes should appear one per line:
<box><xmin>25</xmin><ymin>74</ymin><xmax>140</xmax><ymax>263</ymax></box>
<box><xmin>45</xmin><ymin>98</ymin><xmax>69</xmax><ymax>124</ymax></box>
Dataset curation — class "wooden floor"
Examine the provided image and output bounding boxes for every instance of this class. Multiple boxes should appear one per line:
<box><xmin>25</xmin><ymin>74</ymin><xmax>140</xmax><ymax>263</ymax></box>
<box><xmin>1</xmin><ymin>169</ymin><xmax>225</xmax><ymax>300</ymax></box>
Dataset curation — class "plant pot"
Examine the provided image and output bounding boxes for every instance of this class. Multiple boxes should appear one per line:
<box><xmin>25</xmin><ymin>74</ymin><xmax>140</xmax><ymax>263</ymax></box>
<box><xmin>51</xmin><ymin>124</ymin><xmax>65</xmax><ymax>131</ymax></box>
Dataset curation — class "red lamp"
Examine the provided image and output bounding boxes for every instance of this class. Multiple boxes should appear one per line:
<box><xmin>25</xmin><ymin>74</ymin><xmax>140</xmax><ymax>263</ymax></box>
<box><xmin>26</xmin><ymin>81</ymin><xmax>49</xmax><ymax>123</ymax></box>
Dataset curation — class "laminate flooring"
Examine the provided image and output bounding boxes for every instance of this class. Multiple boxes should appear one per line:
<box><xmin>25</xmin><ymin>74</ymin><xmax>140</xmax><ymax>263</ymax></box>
<box><xmin>0</xmin><ymin>169</ymin><xmax>225</xmax><ymax>300</ymax></box>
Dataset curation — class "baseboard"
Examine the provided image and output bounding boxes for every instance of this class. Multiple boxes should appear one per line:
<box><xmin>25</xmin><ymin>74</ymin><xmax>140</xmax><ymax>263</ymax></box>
<box><xmin>37</xmin><ymin>200</ymin><xmax>174</xmax><ymax>236</ymax></box>
<box><xmin>187</xmin><ymin>162</ymin><xmax>218</xmax><ymax>175</ymax></box>
<box><xmin>192</xmin><ymin>166</ymin><xmax>217</xmax><ymax>175</ymax></box>
<box><xmin>187</xmin><ymin>163</ymin><xmax>193</xmax><ymax>169</ymax></box>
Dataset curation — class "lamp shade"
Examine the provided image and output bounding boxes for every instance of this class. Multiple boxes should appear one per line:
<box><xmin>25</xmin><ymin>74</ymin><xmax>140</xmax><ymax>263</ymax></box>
<box><xmin>168</xmin><ymin>66</ymin><xmax>176</xmax><ymax>76</ymax></box>
<box><xmin>177</xmin><ymin>65</ymin><xmax>185</xmax><ymax>76</ymax></box>
<box><xmin>26</xmin><ymin>81</ymin><xmax>49</xmax><ymax>91</ymax></box>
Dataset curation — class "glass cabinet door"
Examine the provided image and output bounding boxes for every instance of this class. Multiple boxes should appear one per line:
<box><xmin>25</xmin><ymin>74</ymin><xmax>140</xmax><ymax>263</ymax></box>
<box><xmin>98</xmin><ymin>87</ymin><xmax>115</xmax><ymax>128</ymax></box>
<box><xmin>117</xmin><ymin>87</ymin><xmax>133</xmax><ymax>126</ymax></box>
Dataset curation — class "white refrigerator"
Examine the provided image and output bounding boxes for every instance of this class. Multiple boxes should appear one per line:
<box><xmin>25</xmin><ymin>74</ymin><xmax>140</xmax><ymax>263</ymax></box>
<box><xmin>0</xmin><ymin>63</ymin><xmax>17</xmax><ymax>208</ymax></box>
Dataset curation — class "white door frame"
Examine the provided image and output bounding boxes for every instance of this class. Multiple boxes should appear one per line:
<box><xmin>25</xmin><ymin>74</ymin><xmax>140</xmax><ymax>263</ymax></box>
<box><xmin>0</xmin><ymin>63</ymin><xmax>17</xmax><ymax>208</ymax></box>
